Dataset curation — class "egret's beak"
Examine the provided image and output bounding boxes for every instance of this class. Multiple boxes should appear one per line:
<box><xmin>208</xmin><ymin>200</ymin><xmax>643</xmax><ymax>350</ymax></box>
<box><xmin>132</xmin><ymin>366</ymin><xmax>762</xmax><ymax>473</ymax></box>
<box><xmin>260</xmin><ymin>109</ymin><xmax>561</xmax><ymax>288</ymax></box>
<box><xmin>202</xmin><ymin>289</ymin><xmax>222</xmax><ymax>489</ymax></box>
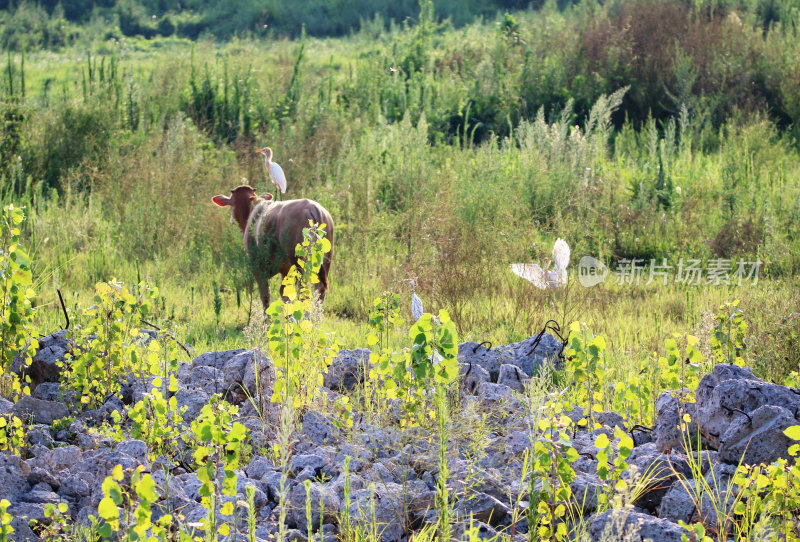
<box><xmin>255</xmin><ymin>148</ymin><xmax>266</xmax><ymax>155</ymax></box>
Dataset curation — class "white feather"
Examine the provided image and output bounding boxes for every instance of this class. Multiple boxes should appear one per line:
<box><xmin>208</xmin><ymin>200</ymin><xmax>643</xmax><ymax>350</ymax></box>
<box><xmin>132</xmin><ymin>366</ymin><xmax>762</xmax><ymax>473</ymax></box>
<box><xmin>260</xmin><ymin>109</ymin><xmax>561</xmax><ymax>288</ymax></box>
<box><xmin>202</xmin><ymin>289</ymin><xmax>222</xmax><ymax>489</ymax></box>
<box><xmin>268</xmin><ymin>161</ymin><xmax>287</xmax><ymax>194</ymax></box>
<box><xmin>510</xmin><ymin>263</ymin><xmax>548</xmax><ymax>290</ymax></box>
<box><xmin>551</xmin><ymin>238</ymin><xmax>571</xmax><ymax>287</ymax></box>
<box><xmin>511</xmin><ymin>238</ymin><xmax>571</xmax><ymax>290</ymax></box>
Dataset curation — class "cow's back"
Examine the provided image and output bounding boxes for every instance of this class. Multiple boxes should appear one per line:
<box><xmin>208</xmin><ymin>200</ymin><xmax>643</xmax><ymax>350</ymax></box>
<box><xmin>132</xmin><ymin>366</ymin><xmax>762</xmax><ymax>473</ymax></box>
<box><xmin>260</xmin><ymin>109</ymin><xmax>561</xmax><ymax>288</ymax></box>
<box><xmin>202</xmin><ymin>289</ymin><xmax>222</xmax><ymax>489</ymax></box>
<box><xmin>244</xmin><ymin>198</ymin><xmax>334</xmax><ymax>278</ymax></box>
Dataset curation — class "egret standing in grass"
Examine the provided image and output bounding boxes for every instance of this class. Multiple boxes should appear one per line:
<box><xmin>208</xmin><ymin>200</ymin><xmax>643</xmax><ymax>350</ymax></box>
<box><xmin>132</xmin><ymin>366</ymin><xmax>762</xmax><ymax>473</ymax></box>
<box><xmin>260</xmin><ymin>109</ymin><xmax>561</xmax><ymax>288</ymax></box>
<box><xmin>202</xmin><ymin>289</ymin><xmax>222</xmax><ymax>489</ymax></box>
<box><xmin>256</xmin><ymin>146</ymin><xmax>287</xmax><ymax>200</ymax></box>
<box><xmin>405</xmin><ymin>279</ymin><xmax>443</xmax><ymax>364</ymax></box>
<box><xmin>406</xmin><ymin>279</ymin><xmax>425</xmax><ymax>322</ymax></box>
<box><xmin>510</xmin><ymin>238</ymin><xmax>571</xmax><ymax>289</ymax></box>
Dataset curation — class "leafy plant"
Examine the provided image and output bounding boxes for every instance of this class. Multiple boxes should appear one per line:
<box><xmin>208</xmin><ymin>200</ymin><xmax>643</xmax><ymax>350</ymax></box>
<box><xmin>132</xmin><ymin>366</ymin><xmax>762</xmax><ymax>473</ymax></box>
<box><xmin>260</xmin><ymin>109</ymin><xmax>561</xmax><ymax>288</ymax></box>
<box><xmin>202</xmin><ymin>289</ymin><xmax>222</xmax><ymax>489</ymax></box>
<box><xmin>96</xmin><ymin>464</ymin><xmax>173</xmax><ymax>541</ymax></box>
<box><xmin>565</xmin><ymin>322</ymin><xmax>607</xmax><ymax>428</ymax></box>
<box><xmin>0</xmin><ymin>204</ymin><xmax>37</xmax><ymax>398</ymax></box>
<box><xmin>265</xmin><ymin>222</ymin><xmax>340</xmax><ymax>410</ymax></box>
<box><xmin>62</xmin><ymin>280</ymin><xmax>159</xmax><ymax>409</ymax></box>
<box><xmin>0</xmin><ymin>414</ymin><xmax>25</xmax><ymax>455</ymax></box>
<box><xmin>594</xmin><ymin>428</ymin><xmax>634</xmax><ymax>511</ymax></box>
<box><xmin>0</xmin><ymin>498</ymin><xmax>13</xmax><ymax>542</ymax></box>
<box><xmin>190</xmin><ymin>395</ymin><xmax>250</xmax><ymax>539</ymax></box>
<box><xmin>710</xmin><ymin>300</ymin><xmax>748</xmax><ymax>367</ymax></box>
<box><xmin>528</xmin><ymin>400</ymin><xmax>579</xmax><ymax>541</ymax></box>
<box><xmin>127</xmin><ymin>332</ymin><xmax>187</xmax><ymax>460</ymax></box>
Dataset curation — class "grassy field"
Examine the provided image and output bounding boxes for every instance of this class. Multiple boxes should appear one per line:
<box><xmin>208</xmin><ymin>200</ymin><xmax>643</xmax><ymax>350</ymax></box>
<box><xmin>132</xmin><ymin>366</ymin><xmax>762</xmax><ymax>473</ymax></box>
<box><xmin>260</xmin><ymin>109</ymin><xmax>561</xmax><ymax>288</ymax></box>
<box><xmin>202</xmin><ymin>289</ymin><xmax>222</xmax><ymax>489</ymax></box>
<box><xmin>0</xmin><ymin>0</ymin><xmax>796</xmax><ymax>383</ymax></box>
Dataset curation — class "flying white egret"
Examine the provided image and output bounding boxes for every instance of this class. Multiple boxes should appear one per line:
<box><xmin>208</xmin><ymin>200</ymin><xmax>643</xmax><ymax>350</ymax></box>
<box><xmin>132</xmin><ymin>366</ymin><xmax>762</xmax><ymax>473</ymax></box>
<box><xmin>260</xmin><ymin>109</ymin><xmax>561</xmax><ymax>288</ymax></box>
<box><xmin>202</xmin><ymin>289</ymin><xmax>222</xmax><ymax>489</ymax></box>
<box><xmin>510</xmin><ymin>238</ymin><xmax>571</xmax><ymax>289</ymax></box>
<box><xmin>256</xmin><ymin>146</ymin><xmax>287</xmax><ymax>197</ymax></box>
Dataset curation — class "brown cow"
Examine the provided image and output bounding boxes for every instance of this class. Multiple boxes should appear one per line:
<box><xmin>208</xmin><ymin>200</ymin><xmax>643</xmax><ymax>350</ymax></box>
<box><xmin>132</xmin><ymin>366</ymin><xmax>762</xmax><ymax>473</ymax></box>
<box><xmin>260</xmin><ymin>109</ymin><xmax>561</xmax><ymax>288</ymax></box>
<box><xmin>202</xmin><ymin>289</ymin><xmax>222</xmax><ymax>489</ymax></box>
<box><xmin>212</xmin><ymin>185</ymin><xmax>334</xmax><ymax>309</ymax></box>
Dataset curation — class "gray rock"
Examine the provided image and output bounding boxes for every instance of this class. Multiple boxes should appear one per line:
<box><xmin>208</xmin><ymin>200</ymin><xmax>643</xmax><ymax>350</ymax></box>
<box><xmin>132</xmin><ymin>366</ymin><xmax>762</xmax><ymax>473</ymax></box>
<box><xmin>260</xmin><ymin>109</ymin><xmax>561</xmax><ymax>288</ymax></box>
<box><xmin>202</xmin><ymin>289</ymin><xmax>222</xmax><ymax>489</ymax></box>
<box><xmin>246</xmin><ymin>456</ymin><xmax>277</xmax><ymax>480</ymax></box>
<box><xmin>570</xmin><ymin>473</ymin><xmax>603</xmax><ymax>514</ymax></box>
<box><xmin>28</xmin><ymin>445</ymin><xmax>82</xmax><ymax>474</ymax></box>
<box><xmin>460</xmin><ymin>362</ymin><xmax>491</xmax><ymax>395</ymax></box>
<box><xmin>497</xmin><ymin>364</ymin><xmax>528</xmax><ymax>392</ymax></box>
<box><xmin>115</xmin><ymin>440</ymin><xmax>149</xmax><ymax>465</ymax></box>
<box><xmin>188</xmin><ymin>348</ymin><xmax>247</xmax><ymax>370</ymax></box>
<box><xmin>11</xmin><ymin>330</ymin><xmax>71</xmax><ymax>390</ymax></box>
<box><xmin>364</xmin><ymin>461</ymin><xmax>396</xmax><ymax>484</ymax></box>
<box><xmin>590</xmin><ymin>509</ymin><xmax>688</xmax><ymax>542</ymax></box>
<box><xmin>22</xmin><ymin>487</ymin><xmax>61</xmax><ymax>505</ymax></box>
<box><xmin>75</xmin><ymin>432</ymin><xmax>102</xmax><ymax>451</ymax></box>
<box><xmin>497</xmin><ymin>332</ymin><xmax>564</xmax><ymax>377</ymax></box>
<box><xmin>505</xmin><ymin>430</ymin><xmax>533</xmax><ymax>455</ymax></box>
<box><xmin>324</xmin><ymin>348</ymin><xmax>371</xmax><ymax>391</ymax></box>
<box><xmin>175</xmin><ymin>387</ymin><xmax>211</xmax><ymax>423</ymax></box>
<box><xmin>458</xmin><ymin>342</ymin><xmax>504</xmax><ymax>381</ymax></box>
<box><xmin>658</xmin><ymin>479</ymin><xmax>724</xmax><ymax>529</ymax></box>
<box><xmin>32</xmin><ymin>382</ymin><xmax>66</xmax><ymax>402</ymax></box>
<box><xmin>222</xmin><ymin>349</ymin><xmax>252</xmax><ymax>393</ymax></box>
<box><xmin>334</xmin><ymin>443</ymin><xmax>372</xmax><ymax>473</ymax></box>
<box><xmin>71</xmin><ymin>450</ymin><xmax>144</xmax><ymax>486</ymax></box>
<box><xmin>0</xmin><ymin>454</ymin><xmax>30</xmax><ymax>500</ymax></box>
<box><xmin>12</xmin><ymin>395</ymin><xmax>69</xmax><ymax>425</ymax></box>
<box><xmin>626</xmin><ymin>444</ymin><xmax>691</xmax><ymax>513</ymax></box>
<box><xmin>0</xmin><ymin>396</ymin><xmax>12</xmax><ymax>413</ymax></box>
<box><xmin>718</xmin><ymin>404</ymin><xmax>798</xmax><ymax>465</ymax></box>
<box><xmin>658</xmin><ymin>479</ymin><xmax>700</xmax><ymax>525</ymax></box>
<box><xmin>285</xmin><ymin>529</ymin><xmax>308</xmax><ymax>542</ymax></box>
<box><xmin>455</xmin><ymin>521</ymin><xmax>499</xmax><ymax>540</ymax></box>
<box><xmin>653</xmin><ymin>390</ymin><xmax>705</xmax><ymax>453</ymax></box>
<box><xmin>28</xmin><ymin>467</ymin><xmax>61</xmax><ymax>491</ymax></box>
<box><xmin>595</xmin><ymin>411</ymin><xmax>626</xmax><ymax>430</ymax></box>
<box><xmin>59</xmin><ymin>474</ymin><xmax>91</xmax><ymax>498</ymax></box>
<box><xmin>287</xmin><ymin>482</ymin><xmax>340</xmax><ymax>531</ymax></box>
<box><xmin>456</xmin><ymin>492</ymin><xmax>509</xmax><ymax>526</ymax></box>
<box><xmin>407</xmin><ymin>489</ymin><xmax>436</xmax><ymax>518</ymax></box>
<box><xmin>241</xmin><ymin>349</ymin><xmax>275</xmax><ymax>399</ymax></box>
<box><xmin>27</xmin><ymin>425</ymin><xmax>55</xmax><ymax>448</ymax></box>
<box><xmin>301</xmin><ymin>411</ymin><xmax>341</xmax><ymax>446</ymax></box>
<box><xmin>8</xmin><ymin>502</ymin><xmax>47</xmax><ymax>540</ymax></box>
<box><xmin>262</xmin><ymin>471</ymin><xmax>284</xmax><ymax>503</ymax></box>
<box><xmin>358</xmin><ymin>426</ymin><xmax>402</xmax><ymax>459</ymax></box>
<box><xmin>290</xmin><ymin>453</ymin><xmax>328</xmax><ymax>477</ymax></box>
<box><xmin>694</xmin><ymin>363</ymin><xmax>800</xmax><ymax>448</ymax></box>
<box><xmin>476</xmin><ymin>382</ymin><xmax>521</xmax><ymax>409</ymax></box>
<box><xmin>631</xmin><ymin>427</ymin><xmax>653</xmax><ymax>447</ymax></box>
<box><xmin>101</xmin><ymin>396</ymin><xmax>125</xmax><ymax>419</ymax></box>
<box><xmin>348</xmin><ymin>483</ymin><xmax>407</xmax><ymax>542</ymax></box>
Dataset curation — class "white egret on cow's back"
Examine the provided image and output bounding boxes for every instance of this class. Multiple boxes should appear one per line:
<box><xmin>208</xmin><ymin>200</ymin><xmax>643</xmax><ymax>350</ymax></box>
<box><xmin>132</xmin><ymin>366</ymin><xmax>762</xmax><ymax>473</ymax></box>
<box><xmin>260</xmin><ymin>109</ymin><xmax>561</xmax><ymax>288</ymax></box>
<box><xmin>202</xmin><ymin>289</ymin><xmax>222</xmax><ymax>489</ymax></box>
<box><xmin>256</xmin><ymin>146</ymin><xmax>287</xmax><ymax>198</ymax></box>
<box><xmin>510</xmin><ymin>238</ymin><xmax>571</xmax><ymax>289</ymax></box>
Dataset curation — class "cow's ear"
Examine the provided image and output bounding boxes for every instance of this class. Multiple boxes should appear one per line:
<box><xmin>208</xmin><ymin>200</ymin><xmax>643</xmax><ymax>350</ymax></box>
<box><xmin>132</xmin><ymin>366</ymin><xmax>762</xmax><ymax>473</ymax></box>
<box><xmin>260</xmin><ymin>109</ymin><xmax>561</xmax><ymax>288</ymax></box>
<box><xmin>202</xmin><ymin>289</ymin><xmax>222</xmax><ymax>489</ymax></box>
<box><xmin>212</xmin><ymin>195</ymin><xmax>231</xmax><ymax>207</ymax></box>
<box><xmin>260</xmin><ymin>193</ymin><xmax>274</xmax><ymax>201</ymax></box>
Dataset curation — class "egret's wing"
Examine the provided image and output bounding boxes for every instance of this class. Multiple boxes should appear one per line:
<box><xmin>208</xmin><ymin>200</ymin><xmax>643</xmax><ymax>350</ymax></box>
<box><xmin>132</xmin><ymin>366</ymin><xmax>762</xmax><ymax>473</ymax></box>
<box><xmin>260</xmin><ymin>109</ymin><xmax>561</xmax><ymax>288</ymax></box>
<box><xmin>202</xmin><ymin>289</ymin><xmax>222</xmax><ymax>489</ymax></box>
<box><xmin>411</xmin><ymin>292</ymin><xmax>424</xmax><ymax>322</ymax></box>
<box><xmin>510</xmin><ymin>263</ymin><xmax>547</xmax><ymax>289</ymax></box>
<box><xmin>269</xmin><ymin>161</ymin><xmax>287</xmax><ymax>193</ymax></box>
<box><xmin>552</xmin><ymin>238</ymin><xmax>570</xmax><ymax>279</ymax></box>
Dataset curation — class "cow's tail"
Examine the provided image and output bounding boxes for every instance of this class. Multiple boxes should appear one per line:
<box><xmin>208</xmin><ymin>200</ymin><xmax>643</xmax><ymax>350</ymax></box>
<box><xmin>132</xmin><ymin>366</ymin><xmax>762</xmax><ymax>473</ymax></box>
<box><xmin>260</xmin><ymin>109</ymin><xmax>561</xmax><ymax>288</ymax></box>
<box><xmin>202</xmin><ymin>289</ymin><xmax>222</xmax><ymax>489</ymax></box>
<box><xmin>307</xmin><ymin>204</ymin><xmax>332</xmax><ymax>292</ymax></box>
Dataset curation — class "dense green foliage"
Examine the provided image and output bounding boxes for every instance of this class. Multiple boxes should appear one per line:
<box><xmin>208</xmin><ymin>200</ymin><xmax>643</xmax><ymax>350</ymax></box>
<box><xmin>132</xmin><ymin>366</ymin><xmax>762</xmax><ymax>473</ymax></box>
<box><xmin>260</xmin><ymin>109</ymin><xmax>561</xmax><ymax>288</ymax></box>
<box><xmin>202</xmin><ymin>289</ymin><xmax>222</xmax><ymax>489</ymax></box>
<box><xmin>0</xmin><ymin>0</ymin><xmax>553</xmax><ymax>45</ymax></box>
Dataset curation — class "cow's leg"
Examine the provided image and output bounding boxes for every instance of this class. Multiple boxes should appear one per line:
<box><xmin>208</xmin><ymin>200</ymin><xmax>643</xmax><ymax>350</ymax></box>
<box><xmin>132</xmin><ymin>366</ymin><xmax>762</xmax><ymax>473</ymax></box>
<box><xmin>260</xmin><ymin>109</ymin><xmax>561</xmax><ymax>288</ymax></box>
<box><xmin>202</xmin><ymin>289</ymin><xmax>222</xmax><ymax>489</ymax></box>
<box><xmin>253</xmin><ymin>271</ymin><xmax>271</xmax><ymax>311</ymax></box>
<box><xmin>315</xmin><ymin>259</ymin><xmax>330</xmax><ymax>303</ymax></box>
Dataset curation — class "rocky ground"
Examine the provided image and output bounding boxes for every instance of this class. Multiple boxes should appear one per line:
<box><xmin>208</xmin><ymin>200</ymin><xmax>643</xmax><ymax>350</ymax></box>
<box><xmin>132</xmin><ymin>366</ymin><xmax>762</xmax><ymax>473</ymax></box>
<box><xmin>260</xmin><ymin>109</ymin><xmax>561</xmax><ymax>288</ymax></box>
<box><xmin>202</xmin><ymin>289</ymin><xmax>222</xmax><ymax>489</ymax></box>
<box><xmin>1</xmin><ymin>330</ymin><xmax>799</xmax><ymax>541</ymax></box>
